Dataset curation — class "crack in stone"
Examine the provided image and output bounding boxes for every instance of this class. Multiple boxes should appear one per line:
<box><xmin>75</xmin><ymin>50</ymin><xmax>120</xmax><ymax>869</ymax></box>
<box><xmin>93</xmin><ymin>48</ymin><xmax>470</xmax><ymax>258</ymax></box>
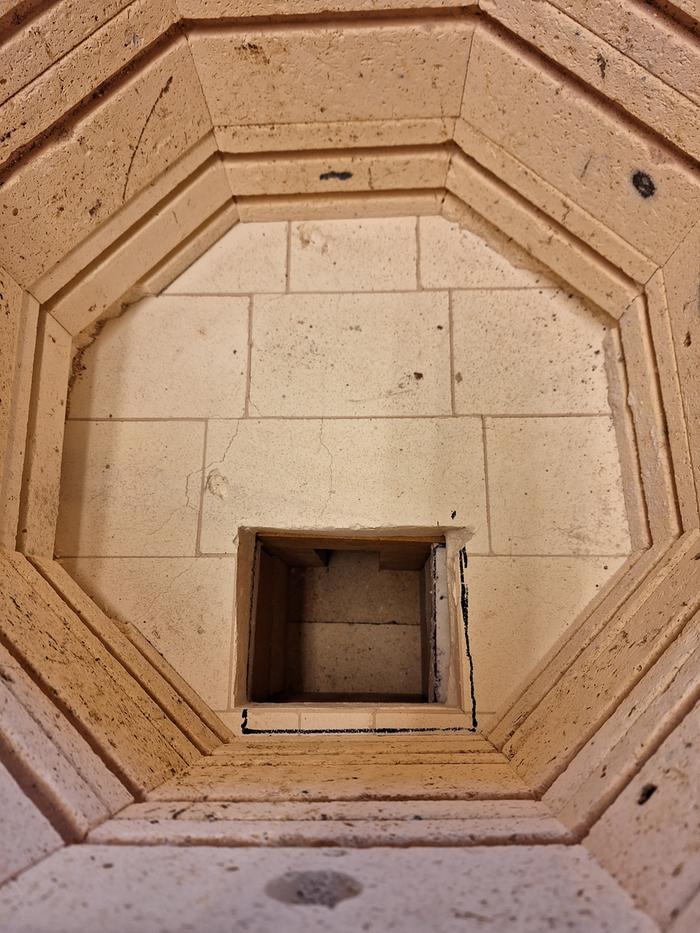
<box><xmin>122</xmin><ymin>75</ymin><xmax>173</xmax><ymax>202</ymax></box>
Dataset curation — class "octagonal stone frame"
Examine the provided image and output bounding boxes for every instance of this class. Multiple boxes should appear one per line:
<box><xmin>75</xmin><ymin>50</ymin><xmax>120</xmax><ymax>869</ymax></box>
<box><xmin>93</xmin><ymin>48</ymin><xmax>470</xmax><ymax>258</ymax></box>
<box><xmin>0</xmin><ymin>2</ymin><xmax>697</xmax><ymax>755</ymax></box>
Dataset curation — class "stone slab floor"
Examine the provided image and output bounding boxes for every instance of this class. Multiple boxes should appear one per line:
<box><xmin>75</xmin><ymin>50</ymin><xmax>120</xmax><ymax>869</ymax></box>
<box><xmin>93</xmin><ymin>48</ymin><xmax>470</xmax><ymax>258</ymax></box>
<box><xmin>55</xmin><ymin>215</ymin><xmax>632</xmax><ymax>725</ymax></box>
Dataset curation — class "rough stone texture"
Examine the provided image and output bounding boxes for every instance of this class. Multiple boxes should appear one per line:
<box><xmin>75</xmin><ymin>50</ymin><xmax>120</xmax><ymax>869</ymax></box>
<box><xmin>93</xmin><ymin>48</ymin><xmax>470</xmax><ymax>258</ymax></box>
<box><xmin>0</xmin><ymin>760</ymin><xmax>63</xmax><ymax>887</ymax></box>
<box><xmin>462</xmin><ymin>27</ymin><xmax>700</xmax><ymax>265</ymax></box>
<box><xmin>585</xmin><ymin>704</ymin><xmax>700</xmax><ymax>929</ymax></box>
<box><xmin>188</xmin><ymin>21</ymin><xmax>474</xmax><ymax>125</ymax></box>
<box><xmin>0</xmin><ymin>552</ymin><xmax>196</xmax><ymax>795</ymax></box>
<box><xmin>0</xmin><ymin>844</ymin><xmax>659</xmax><ymax>932</ymax></box>
<box><xmin>0</xmin><ymin>39</ymin><xmax>211</xmax><ymax>286</ymax></box>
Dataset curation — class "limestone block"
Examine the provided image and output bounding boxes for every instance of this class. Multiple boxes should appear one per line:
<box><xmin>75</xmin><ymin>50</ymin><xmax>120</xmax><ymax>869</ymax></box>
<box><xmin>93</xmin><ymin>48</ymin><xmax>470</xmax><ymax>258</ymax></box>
<box><xmin>550</xmin><ymin>0</ymin><xmax>700</xmax><ymax>105</ymax></box>
<box><xmin>419</xmin><ymin>214</ymin><xmax>547</xmax><ymax>289</ymax></box>
<box><xmin>298</xmin><ymin>707</ymin><xmax>377</xmax><ymax>732</ymax></box>
<box><xmin>35</xmin><ymin>557</ymin><xmax>221</xmax><ymax>754</ymax></box>
<box><xmin>225</xmin><ymin>149</ymin><xmax>449</xmax><ymax>197</ymax></box>
<box><xmin>178</xmin><ymin>0</ymin><xmax>472</xmax><ymax>14</ymax></box>
<box><xmin>249</xmin><ymin>292</ymin><xmax>451</xmax><ymax>417</ymax></box>
<box><xmin>545</xmin><ymin>611</ymin><xmax>700</xmax><ymax>835</ymax></box>
<box><xmin>59</xmin><ymin>556</ymin><xmax>236</xmax><ymax>711</ymax></box>
<box><xmin>0</xmin><ymin>642</ymin><xmax>131</xmax><ymax>816</ymax></box>
<box><xmin>17</xmin><ymin>313</ymin><xmax>71</xmax><ymax>557</ymax></box>
<box><xmin>0</xmin><ymin>552</ymin><xmax>195</xmax><ymax>794</ymax></box>
<box><xmin>481</xmin><ymin>0</ymin><xmax>700</xmax><ymax>162</ymax></box>
<box><xmin>0</xmin><ymin>844</ymin><xmax>658</xmax><ymax>933</ymax></box>
<box><xmin>48</xmin><ymin>159</ymin><xmax>232</xmax><ymax>335</ymax></box>
<box><xmin>507</xmin><ymin>531</ymin><xmax>700</xmax><ymax>790</ymax></box>
<box><xmin>32</xmin><ymin>135</ymin><xmax>217</xmax><ymax>303</ymax></box>
<box><xmin>468</xmin><ymin>556</ymin><xmax>626</xmax><ymax>716</ymax></box>
<box><xmin>0</xmin><ymin>760</ymin><xmax>62</xmax><ymax>887</ymax></box>
<box><xmin>67</xmin><ymin>295</ymin><xmax>249</xmax><ymax>419</ymax></box>
<box><xmin>585</xmin><ymin>704</ymin><xmax>700</xmax><ymax>929</ymax></box>
<box><xmin>663</xmin><ymin>221</ymin><xmax>700</xmax><ymax>516</ymax></box>
<box><xmin>669</xmin><ymin>889</ymin><xmax>700</xmax><ymax>933</ymax></box>
<box><xmin>446</xmin><ymin>155</ymin><xmax>640</xmax><ymax>317</ymax></box>
<box><xmin>453</xmin><ymin>121</ymin><xmax>657</xmax><ymax>284</ymax></box>
<box><xmin>488</xmin><ymin>545</ymin><xmax>659</xmax><ymax>749</ymax></box>
<box><xmin>0</xmin><ymin>39</ymin><xmax>212</xmax><ymax>286</ymax></box>
<box><xmin>0</xmin><ymin>1</ymin><xmax>133</xmax><ymax>106</ymax></box>
<box><xmin>451</xmin><ymin>288</ymin><xmax>612</xmax><ymax>414</ymax></box>
<box><xmin>0</xmin><ymin>0</ymin><xmax>176</xmax><ymax>169</ymax></box>
<box><xmin>237</xmin><ymin>190</ymin><xmax>442</xmax><ymax>223</ymax></box>
<box><xmin>645</xmin><ymin>271</ymin><xmax>699</xmax><ymax>530</ymax></box>
<box><xmin>188</xmin><ymin>20</ymin><xmax>473</xmax><ymax>125</ymax></box>
<box><xmin>199</xmin><ymin>418</ymin><xmax>488</xmax><ymax>553</ymax></box>
<box><xmin>485</xmin><ymin>416</ymin><xmax>630</xmax><ymax>555</ymax></box>
<box><xmin>603</xmin><ymin>328</ymin><xmax>650</xmax><ymax>549</ymax></box>
<box><xmin>165</xmin><ymin>220</ymin><xmax>287</xmax><ymax>294</ymax></box>
<box><xmin>462</xmin><ymin>27</ymin><xmax>700</xmax><ymax>265</ymax></box>
<box><xmin>0</xmin><ymin>657</ymin><xmax>112</xmax><ymax>839</ymax></box>
<box><xmin>215</xmin><ymin>117</ymin><xmax>453</xmax><ymax>153</ymax></box>
<box><xmin>139</xmin><ymin>202</ymin><xmax>239</xmax><ymax>295</ymax></box>
<box><xmin>289</xmin><ymin>216</ymin><xmax>416</xmax><ymax>291</ymax></box>
<box><xmin>0</xmin><ymin>270</ymin><xmax>37</xmax><ymax>550</ymax></box>
<box><xmin>619</xmin><ymin>297</ymin><xmax>681</xmax><ymax>541</ymax></box>
<box><xmin>56</xmin><ymin>420</ymin><xmax>205</xmax><ymax>558</ymax></box>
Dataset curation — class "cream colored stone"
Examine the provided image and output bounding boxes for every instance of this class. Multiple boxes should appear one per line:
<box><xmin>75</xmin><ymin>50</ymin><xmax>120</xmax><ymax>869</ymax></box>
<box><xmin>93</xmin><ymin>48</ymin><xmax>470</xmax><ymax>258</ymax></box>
<box><xmin>215</xmin><ymin>118</ymin><xmax>453</xmax><ymax>153</ymax></box>
<box><xmin>165</xmin><ymin>221</ymin><xmax>287</xmax><ymax>294</ymax></box>
<box><xmin>68</xmin><ymin>296</ymin><xmax>249</xmax><ymax>419</ymax></box>
<box><xmin>451</xmin><ymin>288</ymin><xmax>612</xmax><ymax>415</ymax></box>
<box><xmin>49</xmin><ymin>161</ymin><xmax>233</xmax><ymax>335</ymax></box>
<box><xmin>0</xmin><ymin>0</ymin><xmax>176</xmax><ymax>169</ymax></box>
<box><xmin>452</xmin><ymin>121</ymin><xmax>658</xmax><ymax>284</ymax></box>
<box><xmin>199</xmin><ymin>418</ymin><xmax>488</xmax><ymax>553</ymax></box>
<box><xmin>419</xmin><ymin>215</ymin><xmax>547</xmax><ymax>288</ymax></box>
<box><xmin>290</xmin><ymin>217</ymin><xmax>417</xmax><ymax>292</ymax></box>
<box><xmin>585</xmin><ymin>705</ymin><xmax>700</xmax><ymax>929</ymax></box>
<box><xmin>481</xmin><ymin>0</ymin><xmax>700</xmax><ymax>162</ymax></box>
<box><xmin>35</xmin><ymin>556</ymin><xmax>221</xmax><ymax>754</ymax></box>
<box><xmin>509</xmin><ymin>531</ymin><xmax>700</xmax><ymax>789</ymax></box>
<box><xmin>60</xmin><ymin>556</ymin><xmax>235</xmax><ymax>711</ymax></box>
<box><xmin>670</xmin><ymin>889</ymin><xmax>700</xmax><ymax>933</ymax></box>
<box><xmin>243</xmin><ymin>708</ymin><xmax>300</xmax><ymax>733</ymax></box>
<box><xmin>0</xmin><ymin>760</ymin><xmax>62</xmax><ymax>887</ymax></box>
<box><xmin>178</xmin><ymin>0</ymin><xmax>475</xmax><ymax>14</ymax></box>
<box><xmin>56</xmin><ymin>421</ymin><xmax>205</xmax><ymax>557</ymax></box>
<box><xmin>0</xmin><ymin>552</ymin><xmax>194</xmax><ymax>795</ymax></box>
<box><xmin>140</xmin><ymin>203</ymin><xmax>239</xmax><ymax>296</ymax></box>
<box><xmin>0</xmin><ymin>271</ymin><xmax>36</xmax><ymax>550</ymax></box>
<box><xmin>31</xmin><ymin>135</ymin><xmax>218</xmax><ymax>304</ymax></box>
<box><xmin>225</xmin><ymin>149</ymin><xmax>449</xmax><ymax>197</ymax></box>
<box><xmin>373</xmin><ymin>707</ymin><xmax>471</xmax><ymax>731</ymax></box>
<box><xmin>468</xmin><ymin>556</ymin><xmax>626</xmax><ymax>715</ymax></box>
<box><xmin>619</xmin><ymin>297</ymin><xmax>682</xmax><ymax>541</ymax></box>
<box><xmin>238</xmin><ymin>191</ymin><xmax>442</xmax><ymax>223</ymax></box>
<box><xmin>545</xmin><ymin>612</ymin><xmax>700</xmax><ymax>835</ymax></box>
<box><xmin>0</xmin><ymin>641</ymin><xmax>132</xmax><ymax>816</ymax></box>
<box><xmin>0</xmin><ymin>2</ymin><xmax>132</xmax><ymax>104</ymax></box>
<box><xmin>0</xmin><ymin>844</ymin><xmax>658</xmax><ymax>933</ymax></box>
<box><xmin>646</xmin><ymin>271</ymin><xmax>699</xmax><ymax>530</ymax></box>
<box><xmin>0</xmin><ymin>40</ymin><xmax>212</xmax><ymax>287</ymax></box>
<box><xmin>462</xmin><ymin>27</ymin><xmax>700</xmax><ymax>265</ymax></box>
<box><xmin>298</xmin><ymin>707</ymin><xmax>376</xmax><ymax>732</ymax></box>
<box><xmin>188</xmin><ymin>21</ymin><xmax>473</xmax><ymax>125</ymax></box>
<box><xmin>249</xmin><ymin>292</ymin><xmax>450</xmax><ymax>417</ymax></box>
<box><xmin>446</xmin><ymin>156</ymin><xmax>640</xmax><ymax>317</ymax></box>
<box><xmin>0</xmin><ymin>659</ymin><xmax>112</xmax><ymax>839</ymax></box>
<box><xmin>485</xmin><ymin>416</ymin><xmax>630</xmax><ymax>555</ymax></box>
<box><xmin>287</xmin><ymin>623</ymin><xmax>423</xmax><ymax>697</ymax></box>
<box><xmin>17</xmin><ymin>313</ymin><xmax>72</xmax><ymax>557</ymax></box>
<box><xmin>603</xmin><ymin>328</ymin><xmax>650</xmax><ymax>549</ymax></box>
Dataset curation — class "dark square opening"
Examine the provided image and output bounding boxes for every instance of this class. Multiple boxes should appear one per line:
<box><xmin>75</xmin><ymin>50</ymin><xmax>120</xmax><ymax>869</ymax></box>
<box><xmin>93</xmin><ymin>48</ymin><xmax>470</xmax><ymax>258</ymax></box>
<box><xmin>248</xmin><ymin>532</ymin><xmax>447</xmax><ymax>704</ymax></box>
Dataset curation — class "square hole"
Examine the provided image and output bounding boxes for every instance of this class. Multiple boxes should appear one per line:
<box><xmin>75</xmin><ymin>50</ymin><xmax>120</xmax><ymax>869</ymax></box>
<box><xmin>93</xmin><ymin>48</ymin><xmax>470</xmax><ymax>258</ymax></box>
<box><xmin>246</xmin><ymin>532</ymin><xmax>451</xmax><ymax>704</ymax></box>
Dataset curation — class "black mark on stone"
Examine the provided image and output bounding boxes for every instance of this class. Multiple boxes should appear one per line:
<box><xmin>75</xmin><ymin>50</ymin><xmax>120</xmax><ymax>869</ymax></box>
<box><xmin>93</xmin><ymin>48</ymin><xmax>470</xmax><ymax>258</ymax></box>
<box><xmin>637</xmin><ymin>783</ymin><xmax>658</xmax><ymax>804</ymax></box>
<box><xmin>632</xmin><ymin>171</ymin><xmax>656</xmax><ymax>198</ymax></box>
<box><xmin>451</xmin><ymin>510</ymin><xmax>457</xmax><ymax>519</ymax></box>
<box><xmin>459</xmin><ymin>546</ymin><xmax>478</xmax><ymax>731</ymax></box>
<box><xmin>266</xmin><ymin>871</ymin><xmax>362</xmax><ymax>908</ymax></box>
<box><xmin>684</xmin><ymin>331</ymin><xmax>692</xmax><ymax>347</ymax></box>
<box><xmin>413</xmin><ymin>371</ymin><xmax>424</xmax><ymax>380</ymax></box>
<box><xmin>319</xmin><ymin>170</ymin><xmax>353</xmax><ymax>181</ymax></box>
<box><xmin>596</xmin><ymin>52</ymin><xmax>607</xmax><ymax>79</ymax></box>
